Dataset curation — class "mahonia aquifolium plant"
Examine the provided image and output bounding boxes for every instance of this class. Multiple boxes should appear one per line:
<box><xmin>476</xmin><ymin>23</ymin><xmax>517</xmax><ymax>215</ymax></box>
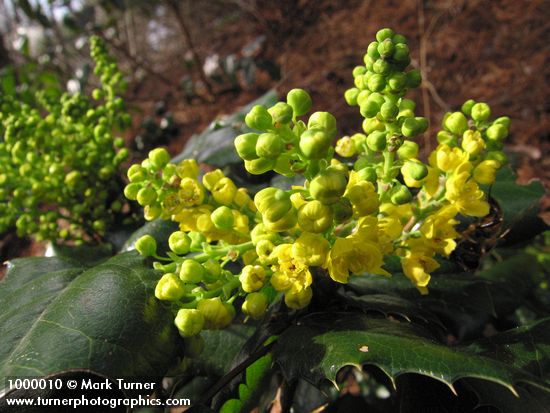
<box><xmin>0</xmin><ymin>36</ymin><xmax>131</xmax><ymax>243</ymax></box>
<box><xmin>127</xmin><ymin>28</ymin><xmax>510</xmax><ymax>341</ymax></box>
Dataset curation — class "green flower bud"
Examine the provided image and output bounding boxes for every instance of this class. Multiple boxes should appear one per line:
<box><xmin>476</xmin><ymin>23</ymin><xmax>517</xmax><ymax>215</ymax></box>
<box><xmin>144</xmin><ymin>204</ymin><xmax>162</xmax><ymax>221</ymax></box>
<box><xmin>240</xmin><ymin>264</ymin><xmax>266</xmax><ymax>292</ymax></box>
<box><xmin>197</xmin><ymin>297</ymin><xmax>235</xmax><ymax>330</ymax></box>
<box><xmin>287</xmin><ymin>88</ymin><xmax>312</xmax><ymax>117</ymax></box>
<box><xmin>494</xmin><ymin>116</ymin><xmax>511</xmax><ymax>128</ymax></box>
<box><xmin>376</xmin><ymin>28</ymin><xmax>395</xmax><ymax>42</ymax></box>
<box><xmin>351</xmin><ymin>133</ymin><xmax>367</xmax><ymax>151</ymax></box>
<box><xmin>360</xmin><ymin>99</ymin><xmax>380</xmax><ymax>118</ymax></box>
<box><xmin>399</xmin><ymin>98</ymin><xmax>416</xmax><ymax>111</ymax></box>
<box><xmin>244</xmin><ymin>157</ymin><xmax>276</xmax><ymax>175</ymax></box>
<box><xmin>242</xmin><ymin>292</ymin><xmax>268</xmax><ymax>319</ymax></box>
<box><xmin>485</xmin><ymin>150</ymin><xmax>508</xmax><ymax>164</ymax></box>
<box><xmin>344</xmin><ymin>88</ymin><xmax>360</xmax><ymax>106</ymax></box>
<box><xmin>356</xmin><ymin>90</ymin><xmax>371</xmax><ymax>106</ymax></box>
<box><xmin>255</xmin><ymin>132</ymin><xmax>284</xmax><ymax>159</ymax></box>
<box><xmin>234</xmin><ymin>133</ymin><xmax>259</xmax><ymax>161</ymax></box>
<box><xmin>148</xmin><ymin>147</ymin><xmax>170</xmax><ymax>169</ymax></box>
<box><xmin>203</xmin><ymin>259</ymin><xmax>222</xmax><ymax>282</ymax></box>
<box><xmin>377</xmin><ymin>39</ymin><xmax>395</xmax><ymax>58</ymax></box>
<box><xmin>137</xmin><ymin>186</ymin><xmax>157</xmax><ymax>206</ymax></box>
<box><xmin>245</xmin><ymin>105</ymin><xmax>273</xmax><ymax>131</ymax></box>
<box><xmin>366</xmin><ymin>131</ymin><xmax>387</xmax><ymax>151</ymax></box>
<box><xmin>64</xmin><ymin>171</ymin><xmax>81</xmax><ymax>187</ymax></box>
<box><xmin>403</xmin><ymin>161</ymin><xmax>428</xmax><ymax>180</ymax></box>
<box><xmin>366</xmin><ymin>41</ymin><xmax>380</xmax><ymax>59</ymax></box>
<box><xmin>437</xmin><ymin>131</ymin><xmax>458</xmax><ymax>146</ymax></box>
<box><xmin>461</xmin><ymin>99</ymin><xmax>476</xmax><ymax>116</ymax></box>
<box><xmin>401</xmin><ymin>117</ymin><xmax>428</xmax><ymax>138</ymax></box>
<box><xmin>388</xmin><ymin>72</ymin><xmax>407</xmax><ymax>91</ymax></box>
<box><xmin>168</xmin><ymin>231</ymin><xmax>191</xmax><ymax>255</ymax></box>
<box><xmin>127</xmin><ymin>164</ymin><xmax>147</xmax><ymax>182</ymax></box>
<box><xmin>184</xmin><ymin>334</ymin><xmax>205</xmax><ymax>358</ymax></box>
<box><xmin>298</xmin><ymin>200</ymin><xmax>334</xmax><ymax>233</ymax></box>
<box><xmin>189</xmin><ymin>231</ymin><xmax>206</xmax><ymax>250</ymax></box>
<box><xmin>471</xmin><ymin>102</ymin><xmax>491</xmax><ymax>122</ymax></box>
<box><xmin>362</xmin><ymin>117</ymin><xmax>385</xmax><ymax>134</ymax></box>
<box><xmin>175</xmin><ymin>309</ymin><xmax>205</xmax><ymax>337</ymax></box>
<box><xmin>380</xmin><ymin>101</ymin><xmax>399</xmax><ymax>121</ymax></box>
<box><xmin>406</xmin><ymin>69</ymin><xmax>422</xmax><ymax>88</ymax></box>
<box><xmin>444</xmin><ymin>112</ymin><xmax>469</xmax><ymax>135</ymax></box>
<box><xmin>393</xmin><ymin>34</ymin><xmax>407</xmax><ymax>44</ymax></box>
<box><xmin>352</xmin><ymin>66</ymin><xmax>367</xmax><ymax>77</ymax></box>
<box><xmin>486</xmin><ymin>123</ymin><xmax>508</xmax><ymax>141</ymax></box>
<box><xmin>255</xmin><ymin>187</ymin><xmax>292</xmax><ymax>222</ymax></box>
<box><xmin>268</xmin><ymin>102</ymin><xmax>293</xmax><ymax>124</ymax></box>
<box><xmin>373</xmin><ymin>59</ymin><xmax>391</xmax><ymax>75</ymax></box>
<box><xmin>367</xmin><ymin>74</ymin><xmax>386</xmax><ymax>92</ymax></box>
<box><xmin>356</xmin><ymin>167</ymin><xmax>377</xmax><ymax>182</ymax></box>
<box><xmin>393</xmin><ymin>43</ymin><xmax>410</xmax><ymax>62</ymax></box>
<box><xmin>299</xmin><ymin>128</ymin><xmax>331</xmax><ymax>159</ymax></box>
<box><xmin>309</xmin><ymin>167</ymin><xmax>348</xmax><ymax>205</ymax></box>
<box><xmin>135</xmin><ymin>234</ymin><xmax>157</xmax><ymax>257</ymax></box>
<box><xmin>180</xmin><ymin>259</ymin><xmax>205</xmax><ymax>283</ymax></box>
<box><xmin>155</xmin><ymin>273</ymin><xmax>185</xmax><ymax>301</ymax></box>
<box><xmin>390</xmin><ymin>184</ymin><xmax>412</xmax><ymax>205</ymax></box>
<box><xmin>211</xmin><ymin>206</ymin><xmax>234</xmax><ymax>230</ymax></box>
<box><xmin>307</xmin><ymin>111</ymin><xmax>337</xmax><ymax>139</ymax></box>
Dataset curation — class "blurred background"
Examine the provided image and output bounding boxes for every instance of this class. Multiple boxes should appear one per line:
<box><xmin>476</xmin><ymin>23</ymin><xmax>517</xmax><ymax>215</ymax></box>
<box><xmin>1</xmin><ymin>0</ymin><xmax>548</xmax><ymax>207</ymax></box>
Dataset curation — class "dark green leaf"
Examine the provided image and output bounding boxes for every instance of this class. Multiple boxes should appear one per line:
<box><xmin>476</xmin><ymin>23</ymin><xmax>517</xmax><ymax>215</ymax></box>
<box><xmin>491</xmin><ymin>167</ymin><xmax>547</xmax><ymax>244</ymax></box>
<box><xmin>0</xmin><ymin>251</ymin><xmax>181</xmax><ymax>392</ymax></box>
<box><xmin>273</xmin><ymin>312</ymin><xmax>550</xmax><ymax>396</ymax></box>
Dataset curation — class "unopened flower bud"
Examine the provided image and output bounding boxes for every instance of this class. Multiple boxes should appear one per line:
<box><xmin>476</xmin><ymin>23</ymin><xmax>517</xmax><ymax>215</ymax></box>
<box><xmin>366</xmin><ymin>131</ymin><xmax>387</xmax><ymax>152</ymax></box>
<box><xmin>180</xmin><ymin>259</ymin><xmax>205</xmax><ymax>283</ymax></box>
<box><xmin>298</xmin><ymin>200</ymin><xmax>334</xmax><ymax>233</ymax></box>
<box><xmin>344</xmin><ymin>88</ymin><xmax>360</xmax><ymax>106</ymax></box>
<box><xmin>309</xmin><ymin>167</ymin><xmax>348</xmax><ymax>205</ymax></box>
<box><xmin>242</xmin><ymin>292</ymin><xmax>269</xmax><ymax>319</ymax></box>
<box><xmin>197</xmin><ymin>298</ymin><xmax>235</xmax><ymax>330</ymax></box>
<box><xmin>406</xmin><ymin>69</ymin><xmax>422</xmax><ymax>88</ymax></box>
<box><xmin>175</xmin><ymin>309</ymin><xmax>205</xmax><ymax>337</ymax></box>
<box><xmin>376</xmin><ymin>28</ymin><xmax>395</xmax><ymax>42</ymax></box>
<box><xmin>169</xmin><ymin>231</ymin><xmax>191</xmax><ymax>255</ymax></box>
<box><xmin>397</xmin><ymin>140</ymin><xmax>419</xmax><ymax>159</ymax></box>
<box><xmin>136</xmin><ymin>186</ymin><xmax>157</xmax><ymax>206</ymax></box>
<box><xmin>401</xmin><ymin>117</ymin><xmax>428</xmax><ymax>138</ymax></box>
<box><xmin>461</xmin><ymin>99</ymin><xmax>476</xmax><ymax>116</ymax></box>
<box><xmin>287</xmin><ymin>88</ymin><xmax>312</xmax><ymax>117</ymax></box>
<box><xmin>256</xmin><ymin>132</ymin><xmax>284</xmax><ymax>159</ymax></box>
<box><xmin>471</xmin><ymin>102</ymin><xmax>491</xmax><ymax>122</ymax></box>
<box><xmin>444</xmin><ymin>112</ymin><xmax>469</xmax><ymax>135</ymax></box>
<box><xmin>307</xmin><ymin>112</ymin><xmax>337</xmax><ymax>139</ymax></box>
<box><xmin>299</xmin><ymin>129</ymin><xmax>331</xmax><ymax>159</ymax></box>
<box><xmin>135</xmin><ymin>234</ymin><xmax>157</xmax><ymax>257</ymax></box>
<box><xmin>436</xmin><ymin>131</ymin><xmax>458</xmax><ymax>146</ymax></box>
<box><xmin>245</xmin><ymin>105</ymin><xmax>273</xmax><ymax>131</ymax></box>
<box><xmin>244</xmin><ymin>157</ymin><xmax>276</xmax><ymax>175</ymax></box>
<box><xmin>211</xmin><ymin>206</ymin><xmax>234</xmax><ymax>230</ymax></box>
<box><xmin>234</xmin><ymin>133</ymin><xmax>259</xmax><ymax>161</ymax></box>
<box><xmin>124</xmin><ymin>183</ymin><xmax>141</xmax><ymax>200</ymax></box>
<box><xmin>240</xmin><ymin>265</ymin><xmax>266</xmax><ymax>292</ymax></box>
<box><xmin>155</xmin><ymin>273</ymin><xmax>185</xmax><ymax>301</ymax></box>
<box><xmin>486</xmin><ymin>123</ymin><xmax>508</xmax><ymax>141</ymax></box>
<box><xmin>380</xmin><ymin>101</ymin><xmax>399</xmax><ymax>121</ymax></box>
<box><xmin>367</xmin><ymin>74</ymin><xmax>385</xmax><ymax>92</ymax></box>
<box><xmin>461</xmin><ymin>130</ymin><xmax>485</xmax><ymax>155</ymax></box>
<box><xmin>360</xmin><ymin>99</ymin><xmax>380</xmax><ymax>118</ymax></box>
<box><xmin>335</xmin><ymin>136</ymin><xmax>356</xmax><ymax>157</ymax></box>
<box><xmin>284</xmin><ymin>287</ymin><xmax>313</xmax><ymax>309</ymax></box>
<box><xmin>148</xmin><ymin>147</ymin><xmax>170</xmax><ymax>169</ymax></box>
<box><xmin>390</xmin><ymin>184</ymin><xmax>412</xmax><ymax>205</ymax></box>
<box><xmin>473</xmin><ymin>160</ymin><xmax>500</xmax><ymax>185</ymax></box>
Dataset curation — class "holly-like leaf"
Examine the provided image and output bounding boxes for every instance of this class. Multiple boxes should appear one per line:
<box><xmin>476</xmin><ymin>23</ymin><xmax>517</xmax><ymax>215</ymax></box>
<box><xmin>173</xmin><ymin>90</ymin><xmax>278</xmax><ymax>167</ymax></box>
<box><xmin>491</xmin><ymin>167</ymin><xmax>547</xmax><ymax>245</ymax></box>
<box><xmin>272</xmin><ymin>312</ymin><xmax>550</xmax><ymax>397</ymax></box>
<box><xmin>0</xmin><ymin>251</ymin><xmax>181</xmax><ymax>393</ymax></box>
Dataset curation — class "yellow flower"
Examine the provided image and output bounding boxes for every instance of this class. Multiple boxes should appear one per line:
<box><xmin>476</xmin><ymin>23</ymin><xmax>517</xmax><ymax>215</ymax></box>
<box><xmin>345</xmin><ymin>181</ymin><xmax>379</xmax><ymax>216</ymax></box>
<box><xmin>291</xmin><ymin>232</ymin><xmax>330</xmax><ymax>267</ymax></box>
<box><xmin>379</xmin><ymin>203</ymin><xmax>413</xmax><ymax>225</ymax></box>
<box><xmin>240</xmin><ymin>265</ymin><xmax>266</xmax><ymax>292</ymax></box>
<box><xmin>434</xmin><ymin>144</ymin><xmax>469</xmax><ymax>172</ymax></box>
<box><xmin>233</xmin><ymin>188</ymin><xmax>254</xmax><ymax>210</ymax></box>
<box><xmin>284</xmin><ymin>287</ymin><xmax>313</xmax><ymax>309</ymax></box>
<box><xmin>402</xmin><ymin>251</ymin><xmax>439</xmax><ymax>294</ymax></box>
<box><xmin>174</xmin><ymin>205</ymin><xmax>213</xmax><ymax>232</ymax></box>
<box><xmin>473</xmin><ymin>160</ymin><xmax>500</xmax><ymax>185</ymax></box>
<box><xmin>176</xmin><ymin>159</ymin><xmax>199</xmax><ymax>179</ymax></box>
<box><xmin>297</xmin><ymin>200</ymin><xmax>333</xmax><ymax>233</ymax></box>
<box><xmin>326</xmin><ymin>236</ymin><xmax>388</xmax><ymax>284</ymax></box>
<box><xmin>420</xmin><ymin>206</ymin><xmax>459</xmax><ymax>256</ymax></box>
<box><xmin>202</xmin><ymin>169</ymin><xmax>225</xmax><ymax>191</ymax></box>
<box><xmin>270</xmin><ymin>244</ymin><xmax>312</xmax><ymax>293</ymax></box>
<box><xmin>212</xmin><ymin>177</ymin><xmax>237</xmax><ymax>205</ymax></box>
<box><xmin>179</xmin><ymin>178</ymin><xmax>205</xmax><ymax>206</ymax></box>
<box><xmin>446</xmin><ymin>171</ymin><xmax>489</xmax><ymax>217</ymax></box>
<box><xmin>461</xmin><ymin>130</ymin><xmax>485</xmax><ymax>156</ymax></box>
